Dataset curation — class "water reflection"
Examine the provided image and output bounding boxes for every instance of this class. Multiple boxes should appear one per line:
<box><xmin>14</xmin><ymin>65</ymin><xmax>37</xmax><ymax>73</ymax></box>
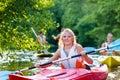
<box><xmin>0</xmin><ymin>52</ymin><xmax>120</xmax><ymax>80</ymax></box>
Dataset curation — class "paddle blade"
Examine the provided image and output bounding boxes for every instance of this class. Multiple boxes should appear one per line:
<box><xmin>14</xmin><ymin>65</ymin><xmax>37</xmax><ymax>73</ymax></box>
<box><xmin>109</xmin><ymin>38</ymin><xmax>120</xmax><ymax>50</ymax></box>
<box><xmin>84</xmin><ymin>47</ymin><xmax>96</xmax><ymax>52</ymax></box>
<box><xmin>0</xmin><ymin>71</ymin><xmax>12</xmax><ymax>80</ymax></box>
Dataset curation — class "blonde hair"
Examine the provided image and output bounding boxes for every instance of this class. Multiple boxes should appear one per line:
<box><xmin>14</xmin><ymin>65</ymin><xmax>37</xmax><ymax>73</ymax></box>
<box><xmin>58</xmin><ymin>28</ymin><xmax>76</xmax><ymax>48</ymax></box>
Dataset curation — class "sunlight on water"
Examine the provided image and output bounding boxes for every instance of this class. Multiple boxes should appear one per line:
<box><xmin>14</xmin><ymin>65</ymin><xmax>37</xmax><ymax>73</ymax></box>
<box><xmin>108</xmin><ymin>73</ymin><xmax>116</xmax><ymax>78</ymax></box>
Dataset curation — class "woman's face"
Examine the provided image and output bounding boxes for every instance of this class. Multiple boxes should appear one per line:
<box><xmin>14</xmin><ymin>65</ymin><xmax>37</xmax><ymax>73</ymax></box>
<box><xmin>107</xmin><ymin>35</ymin><xmax>112</xmax><ymax>42</ymax></box>
<box><xmin>62</xmin><ymin>31</ymin><xmax>74</xmax><ymax>45</ymax></box>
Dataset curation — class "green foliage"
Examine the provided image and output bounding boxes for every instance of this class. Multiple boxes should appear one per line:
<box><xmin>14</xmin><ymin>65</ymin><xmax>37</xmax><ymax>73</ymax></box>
<box><xmin>52</xmin><ymin>0</ymin><xmax>97</xmax><ymax>47</ymax></box>
<box><xmin>1</xmin><ymin>0</ymin><xmax>120</xmax><ymax>52</ymax></box>
<box><xmin>61</xmin><ymin>0</ymin><xmax>85</xmax><ymax>28</ymax></box>
<box><xmin>0</xmin><ymin>0</ymin><xmax>56</xmax><ymax>52</ymax></box>
<box><xmin>80</xmin><ymin>0</ymin><xmax>120</xmax><ymax>46</ymax></box>
<box><xmin>52</xmin><ymin>0</ymin><xmax>120</xmax><ymax>48</ymax></box>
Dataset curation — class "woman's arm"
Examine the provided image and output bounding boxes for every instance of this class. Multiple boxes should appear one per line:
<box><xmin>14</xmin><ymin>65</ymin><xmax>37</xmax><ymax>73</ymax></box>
<box><xmin>82</xmin><ymin>54</ymin><xmax>93</xmax><ymax>64</ymax></box>
<box><xmin>49</xmin><ymin>49</ymin><xmax>60</xmax><ymax>62</ymax></box>
<box><xmin>35</xmin><ymin>49</ymin><xmax>60</xmax><ymax>68</ymax></box>
<box><xmin>76</xmin><ymin>44</ymin><xmax>93</xmax><ymax>64</ymax></box>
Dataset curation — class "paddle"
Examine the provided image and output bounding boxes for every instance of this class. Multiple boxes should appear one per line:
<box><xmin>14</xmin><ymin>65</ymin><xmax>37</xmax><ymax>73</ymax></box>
<box><xmin>13</xmin><ymin>43</ymin><xmax>120</xmax><ymax>74</ymax></box>
<box><xmin>0</xmin><ymin>71</ymin><xmax>12</xmax><ymax>80</ymax></box>
<box><xmin>31</xmin><ymin>27</ymin><xmax>42</xmax><ymax>46</ymax></box>
<box><xmin>109</xmin><ymin>38</ymin><xmax>120</xmax><ymax>51</ymax></box>
<box><xmin>31</xmin><ymin>27</ymin><xmax>49</xmax><ymax>53</ymax></box>
<box><xmin>84</xmin><ymin>47</ymin><xmax>96</xmax><ymax>52</ymax></box>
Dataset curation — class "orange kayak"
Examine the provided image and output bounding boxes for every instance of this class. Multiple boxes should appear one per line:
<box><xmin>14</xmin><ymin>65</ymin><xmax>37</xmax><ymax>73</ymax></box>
<box><xmin>9</xmin><ymin>64</ymin><xmax>108</xmax><ymax>80</ymax></box>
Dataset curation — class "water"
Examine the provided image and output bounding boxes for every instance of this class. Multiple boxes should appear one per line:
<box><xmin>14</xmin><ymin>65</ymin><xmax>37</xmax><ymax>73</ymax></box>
<box><xmin>89</xmin><ymin>55</ymin><xmax>120</xmax><ymax>80</ymax></box>
<box><xmin>0</xmin><ymin>52</ymin><xmax>120</xmax><ymax>80</ymax></box>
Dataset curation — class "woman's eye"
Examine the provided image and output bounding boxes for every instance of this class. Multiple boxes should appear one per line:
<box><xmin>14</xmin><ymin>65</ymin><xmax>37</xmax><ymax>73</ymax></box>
<box><xmin>63</xmin><ymin>36</ymin><xmax>72</xmax><ymax>38</ymax></box>
<box><xmin>63</xmin><ymin>36</ymin><xmax>66</xmax><ymax>38</ymax></box>
<box><xmin>68</xmin><ymin>36</ymin><xmax>71</xmax><ymax>38</ymax></box>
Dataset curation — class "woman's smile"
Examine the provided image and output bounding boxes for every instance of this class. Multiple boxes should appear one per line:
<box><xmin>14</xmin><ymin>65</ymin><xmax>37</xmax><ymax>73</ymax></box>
<box><xmin>62</xmin><ymin>32</ymin><xmax>73</xmax><ymax>45</ymax></box>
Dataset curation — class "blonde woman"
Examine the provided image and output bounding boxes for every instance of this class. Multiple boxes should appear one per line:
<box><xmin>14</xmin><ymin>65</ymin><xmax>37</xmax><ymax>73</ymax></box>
<box><xmin>35</xmin><ymin>28</ymin><xmax>93</xmax><ymax>69</ymax></box>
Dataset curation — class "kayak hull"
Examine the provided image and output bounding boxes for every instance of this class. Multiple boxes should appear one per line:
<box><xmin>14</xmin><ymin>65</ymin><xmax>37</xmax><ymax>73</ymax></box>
<box><xmin>98</xmin><ymin>56</ymin><xmax>120</xmax><ymax>68</ymax></box>
<box><xmin>9</xmin><ymin>64</ymin><xmax>108</xmax><ymax>80</ymax></box>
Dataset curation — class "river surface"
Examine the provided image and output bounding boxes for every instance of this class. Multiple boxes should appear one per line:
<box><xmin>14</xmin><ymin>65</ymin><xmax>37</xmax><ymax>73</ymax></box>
<box><xmin>0</xmin><ymin>52</ymin><xmax>120</xmax><ymax>80</ymax></box>
<box><xmin>90</xmin><ymin>55</ymin><xmax>120</xmax><ymax>80</ymax></box>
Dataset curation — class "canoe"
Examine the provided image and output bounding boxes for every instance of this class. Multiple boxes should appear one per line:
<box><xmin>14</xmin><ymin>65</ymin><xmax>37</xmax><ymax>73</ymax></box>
<box><xmin>9</xmin><ymin>64</ymin><xmax>108</xmax><ymax>80</ymax></box>
<box><xmin>98</xmin><ymin>56</ymin><xmax>120</xmax><ymax>68</ymax></box>
<box><xmin>36</xmin><ymin>53</ymin><xmax>53</xmax><ymax>57</ymax></box>
<box><xmin>37</xmin><ymin>53</ymin><xmax>53</xmax><ymax>57</ymax></box>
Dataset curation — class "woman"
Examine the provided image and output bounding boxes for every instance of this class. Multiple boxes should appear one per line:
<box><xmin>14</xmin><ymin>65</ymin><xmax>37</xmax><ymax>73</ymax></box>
<box><xmin>35</xmin><ymin>28</ymin><xmax>93</xmax><ymax>69</ymax></box>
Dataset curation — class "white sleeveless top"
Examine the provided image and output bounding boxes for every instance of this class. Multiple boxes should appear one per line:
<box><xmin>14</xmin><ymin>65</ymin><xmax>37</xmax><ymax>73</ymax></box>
<box><xmin>60</xmin><ymin>45</ymin><xmax>82</xmax><ymax>69</ymax></box>
<box><xmin>39</xmin><ymin>36</ymin><xmax>45</xmax><ymax>45</ymax></box>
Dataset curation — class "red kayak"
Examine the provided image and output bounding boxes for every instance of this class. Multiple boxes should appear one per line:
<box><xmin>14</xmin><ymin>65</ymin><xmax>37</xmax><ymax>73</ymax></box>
<box><xmin>9</xmin><ymin>64</ymin><xmax>108</xmax><ymax>80</ymax></box>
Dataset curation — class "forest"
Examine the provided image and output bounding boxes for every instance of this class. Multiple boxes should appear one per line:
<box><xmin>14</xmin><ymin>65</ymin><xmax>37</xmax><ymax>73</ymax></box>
<box><xmin>0</xmin><ymin>0</ymin><xmax>120</xmax><ymax>53</ymax></box>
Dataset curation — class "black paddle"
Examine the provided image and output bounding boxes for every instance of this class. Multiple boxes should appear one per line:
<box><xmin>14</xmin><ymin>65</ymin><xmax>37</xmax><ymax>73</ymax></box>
<box><xmin>14</xmin><ymin>43</ymin><xmax>120</xmax><ymax>74</ymax></box>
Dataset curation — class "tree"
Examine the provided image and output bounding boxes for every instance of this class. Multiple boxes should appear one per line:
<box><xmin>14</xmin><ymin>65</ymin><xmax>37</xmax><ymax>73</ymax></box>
<box><xmin>52</xmin><ymin>0</ymin><xmax>97</xmax><ymax>47</ymax></box>
<box><xmin>52</xmin><ymin>0</ymin><xmax>120</xmax><ymax>48</ymax></box>
<box><xmin>0</xmin><ymin>0</ymin><xmax>56</xmax><ymax>52</ymax></box>
<box><xmin>78</xmin><ymin>0</ymin><xmax>120</xmax><ymax>47</ymax></box>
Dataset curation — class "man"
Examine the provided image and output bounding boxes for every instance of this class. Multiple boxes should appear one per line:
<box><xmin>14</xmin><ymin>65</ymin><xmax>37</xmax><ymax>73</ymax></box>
<box><xmin>37</xmin><ymin>32</ymin><xmax>48</xmax><ymax>53</ymax></box>
<box><xmin>100</xmin><ymin>33</ymin><xmax>116</xmax><ymax>55</ymax></box>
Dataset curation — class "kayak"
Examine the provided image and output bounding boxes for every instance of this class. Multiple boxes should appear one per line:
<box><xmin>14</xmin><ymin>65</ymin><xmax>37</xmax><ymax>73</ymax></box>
<box><xmin>9</xmin><ymin>64</ymin><xmax>108</xmax><ymax>80</ymax></box>
<box><xmin>36</xmin><ymin>53</ymin><xmax>53</xmax><ymax>57</ymax></box>
<box><xmin>98</xmin><ymin>56</ymin><xmax>120</xmax><ymax>68</ymax></box>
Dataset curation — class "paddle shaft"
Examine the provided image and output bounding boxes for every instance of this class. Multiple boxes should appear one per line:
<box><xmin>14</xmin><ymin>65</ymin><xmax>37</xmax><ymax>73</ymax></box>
<box><xmin>31</xmin><ymin>27</ymin><xmax>38</xmax><ymax>37</ymax></box>
<box><xmin>14</xmin><ymin>43</ymin><xmax>120</xmax><ymax>74</ymax></box>
<box><xmin>41</xmin><ymin>47</ymin><xmax>106</xmax><ymax>65</ymax></box>
<box><xmin>31</xmin><ymin>27</ymin><xmax>42</xmax><ymax>46</ymax></box>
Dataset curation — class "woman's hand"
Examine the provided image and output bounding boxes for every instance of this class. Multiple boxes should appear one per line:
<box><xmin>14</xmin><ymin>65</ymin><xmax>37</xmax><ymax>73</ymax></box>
<box><xmin>35</xmin><ymin>63</ymin><xmax>51</xmax><ymax>68</ymax></box>
<box><xmin>80</xmin><ymin>51</ymin><xmax>86</xmax><ymax>56</ymax></box>
<box><xmin>35</xmin><ymin>63</ymin><xmax>41</xmax><ymax>68</ymax></box>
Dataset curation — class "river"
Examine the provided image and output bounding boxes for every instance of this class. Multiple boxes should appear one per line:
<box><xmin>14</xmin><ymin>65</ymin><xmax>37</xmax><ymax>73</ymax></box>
<box><xmin>90</xmin><ymin>55</ymin><xmax>120</xmax><ymax>80</ymax></box>
<box><xmin>0</xmin><ymin>52</ymin><xmax>120</xmax><ymax>80</ymax></box>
